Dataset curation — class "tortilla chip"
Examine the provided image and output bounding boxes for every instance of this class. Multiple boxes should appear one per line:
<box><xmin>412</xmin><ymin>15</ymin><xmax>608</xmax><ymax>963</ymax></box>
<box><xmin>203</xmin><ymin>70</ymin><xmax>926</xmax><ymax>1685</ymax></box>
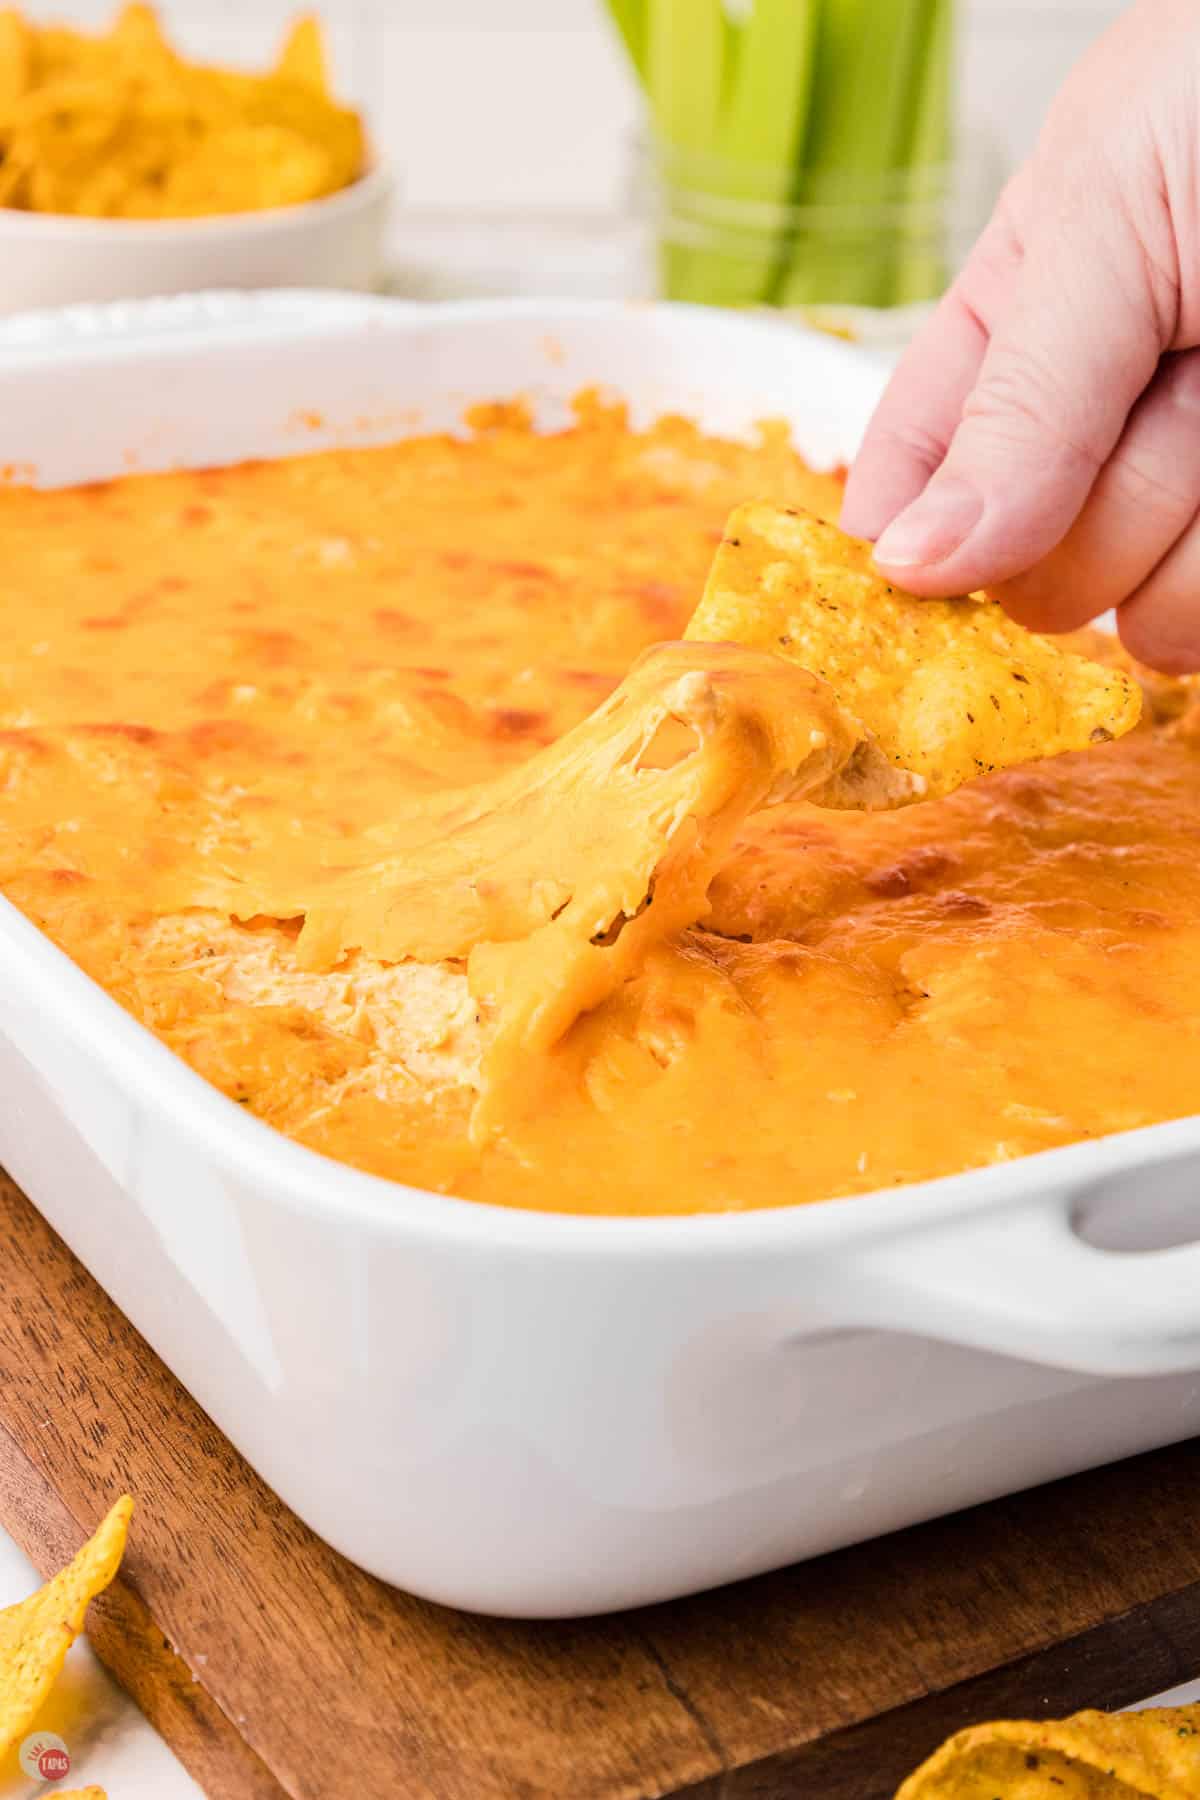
<box><xmin>0</xmin><ymin>8</ymin><xmax>33</xmax><ymax>123</ymax></box>
<box><xmin>162</xmin><ymin>123</ymin><xmax>334</xmax><ymax>214</ymax></box>
<box><xmin>686</xmin><ymin>504</ymin><xmax>1141</xmax><ymax>798</ymax></box>
<box><xmin>108</xmin><ymin>1</ymin><xmax>175</xmax><ymax>76</ymax></box>
<box><xmin>0</xmin><ymin>158</ymin><xmax>27</xmax><ymax>205</ymax></box>
<box><xmin>0</xmin><ymin>5</ymin><xmax>362</xmax><ymax>217</ymax></box>
<box><xmin>0</xmin><ymin>1497</ymin><xmax>132</xmax><ymax>1760</ymax></box>
<box><xmin>275</xmin><ymin>13</ymin><xmax>330</xmax><ymax>95</ymax></box>
<box><xmin>897</xmin><ymin>1705</ymin><xmax>1200</xmax><ymax>1798</ymax></box>
<box><xmin>241</xmin><ymin>76</ymin><xmax>364</xmax><ymax>192</ymax></box>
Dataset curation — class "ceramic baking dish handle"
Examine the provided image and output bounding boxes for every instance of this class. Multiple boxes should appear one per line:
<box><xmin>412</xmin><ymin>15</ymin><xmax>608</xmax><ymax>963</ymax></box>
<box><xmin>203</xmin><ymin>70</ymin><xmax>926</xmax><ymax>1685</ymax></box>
<box><xmin>837</xmin><ymin>1200</ymin><xmax>1200</xmax><ymax>1377</ymax></box>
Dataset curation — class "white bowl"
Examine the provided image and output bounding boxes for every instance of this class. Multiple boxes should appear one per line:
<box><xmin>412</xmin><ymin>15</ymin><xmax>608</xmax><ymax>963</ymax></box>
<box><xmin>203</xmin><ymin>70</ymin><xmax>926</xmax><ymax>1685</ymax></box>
<box><xmin>0</xmin><ymin>162</ymin><xmax>393</xmax><ymax>315</ymax></box>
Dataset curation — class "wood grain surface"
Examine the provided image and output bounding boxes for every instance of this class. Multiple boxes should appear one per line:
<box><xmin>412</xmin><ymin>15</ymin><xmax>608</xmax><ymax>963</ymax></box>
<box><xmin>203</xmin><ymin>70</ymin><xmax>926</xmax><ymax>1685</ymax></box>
<box><xmin>1</xmin><ymin>1166</ymin><xmax>1199</xmax><ymax>1800</ymax></box>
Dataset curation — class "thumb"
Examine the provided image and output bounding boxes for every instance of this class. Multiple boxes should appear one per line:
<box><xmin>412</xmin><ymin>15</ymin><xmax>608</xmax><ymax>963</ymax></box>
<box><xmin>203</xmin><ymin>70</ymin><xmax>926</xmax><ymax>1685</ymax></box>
<box><xmin>873</xmin><ymin>166</ymin><xmax>1169</xmax><ymax>596</ymax></box>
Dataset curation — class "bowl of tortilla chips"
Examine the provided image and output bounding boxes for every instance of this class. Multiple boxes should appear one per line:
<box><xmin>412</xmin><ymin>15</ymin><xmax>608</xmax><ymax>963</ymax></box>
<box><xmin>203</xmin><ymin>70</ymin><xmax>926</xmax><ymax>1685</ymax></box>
<box><xmin>0</xmin><ymin>4</ymin><xmax>392</xmax><ymax>313</ymax></box>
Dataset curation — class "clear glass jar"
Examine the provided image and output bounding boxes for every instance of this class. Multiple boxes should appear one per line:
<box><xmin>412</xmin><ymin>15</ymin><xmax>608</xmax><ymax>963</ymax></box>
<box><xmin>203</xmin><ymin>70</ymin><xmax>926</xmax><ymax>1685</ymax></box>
<box><xmin>632</xmin><ymin>132</ymin><xmax>1004</xmax><ymax>344</ymax></box>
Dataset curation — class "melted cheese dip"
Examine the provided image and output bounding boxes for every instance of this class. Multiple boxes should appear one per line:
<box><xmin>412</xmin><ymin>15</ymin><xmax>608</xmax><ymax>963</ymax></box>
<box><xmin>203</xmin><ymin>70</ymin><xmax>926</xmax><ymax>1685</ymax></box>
<box><xmin>2</xmin><ymin>399</ymin><xmax>1199</xmax><ymax>1216</ymax></box>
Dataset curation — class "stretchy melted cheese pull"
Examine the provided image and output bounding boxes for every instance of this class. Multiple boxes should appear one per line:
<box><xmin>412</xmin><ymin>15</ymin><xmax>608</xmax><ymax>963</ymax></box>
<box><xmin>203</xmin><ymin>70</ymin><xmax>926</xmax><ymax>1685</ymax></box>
<box><xmin>258</xmin><ymin>640</ymin><xmax>916</xmax><ymax>1136</ymax></box>
<box><xmin>229</xmin><ymin>508</ymin><xmax>1140</xmax><ymax>1141</ymax></box>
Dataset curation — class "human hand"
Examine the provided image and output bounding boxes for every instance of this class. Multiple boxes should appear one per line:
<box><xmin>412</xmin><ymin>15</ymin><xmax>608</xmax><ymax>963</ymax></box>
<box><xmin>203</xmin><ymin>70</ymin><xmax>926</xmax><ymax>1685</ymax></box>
<box><xmin>841</xmin><ymin>0</ymin><xmax>1200</xmax><ymax>671</ymax></box>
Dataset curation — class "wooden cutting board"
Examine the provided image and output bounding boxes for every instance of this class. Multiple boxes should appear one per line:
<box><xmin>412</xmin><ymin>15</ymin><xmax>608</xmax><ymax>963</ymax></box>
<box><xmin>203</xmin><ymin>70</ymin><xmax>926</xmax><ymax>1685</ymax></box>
<box><xmin>2</xmin><ymin>1166</ymin><xmax>1200</xmax><ymax>1800</ymax></box>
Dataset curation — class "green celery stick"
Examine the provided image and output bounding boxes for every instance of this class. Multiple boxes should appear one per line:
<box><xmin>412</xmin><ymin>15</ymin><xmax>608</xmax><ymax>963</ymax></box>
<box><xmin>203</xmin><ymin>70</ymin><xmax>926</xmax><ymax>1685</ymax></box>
<box><xmin>610</xmin><ymin>0</ymin><xmax>953</xmax><ymax>314</ymax></box>
<box><xmin>891</xmin><ymin>0</ymin><xmax>955</xmax><ymax>305</ymax></box>
<box><xmin>717</xmin><ymin>0</ymin><xmax>817</xmax><ymax>169</ymax></box>
<box><xmin>660</xmin><ymin>0</ymin><xmax>820</xmax><ymax>307</ymax></box>
<box><xmin>723</xmin><ymin>0</ymin><xmax>823</xmax><ymax>307</ymax></box>
<box><xmin>804</xmin><ymin>0</ymin><xmax>924</xmax><ymax>170</ymax></box>
<box><xmin>723</xmin><ymin>0</ymin><xmax>821</xmax><ymax>307</ymax></box>
<box><xmin>646</xmin><ymin>0</ymin><xmax>725</xmax><ymax>151</ymax></box>
<box><xmin>604</xmin><ymin>0</ymin><xmax>649</xmax><ymax>84</ymax></box>
<box><xmin>779</xmin><ymin>0</ymin><xmax>927</xmax><ymax>309</ymax></box>
<box><xmin>645</xmin><ymin>0</ymin><xmax>728</xmax><ymax>301</ymax></box>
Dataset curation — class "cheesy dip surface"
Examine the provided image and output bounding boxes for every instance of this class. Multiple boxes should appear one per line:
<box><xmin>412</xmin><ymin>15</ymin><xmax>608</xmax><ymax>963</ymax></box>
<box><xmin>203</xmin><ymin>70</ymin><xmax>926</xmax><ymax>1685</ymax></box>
<box><xmin>1</xmin><ymin>399</ymin><xmax>1198</xmax><ymax>1217</ymax></box>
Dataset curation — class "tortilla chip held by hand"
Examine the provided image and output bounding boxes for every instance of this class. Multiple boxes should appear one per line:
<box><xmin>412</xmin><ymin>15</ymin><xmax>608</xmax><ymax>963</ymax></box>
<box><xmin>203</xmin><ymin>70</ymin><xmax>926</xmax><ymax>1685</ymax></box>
<box><xmin>686</xmin><ymin>504</ymin><xmax>1141</xmax><ymax>798</ymax></box>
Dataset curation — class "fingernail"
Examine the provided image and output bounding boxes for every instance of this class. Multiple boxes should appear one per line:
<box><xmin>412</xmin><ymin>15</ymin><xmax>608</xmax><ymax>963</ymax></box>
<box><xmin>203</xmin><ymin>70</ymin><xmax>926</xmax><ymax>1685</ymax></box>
<box><xmin>873</xmin><ymin>479</ymin><xmax>984</xmax><ymax>569</ymax></box>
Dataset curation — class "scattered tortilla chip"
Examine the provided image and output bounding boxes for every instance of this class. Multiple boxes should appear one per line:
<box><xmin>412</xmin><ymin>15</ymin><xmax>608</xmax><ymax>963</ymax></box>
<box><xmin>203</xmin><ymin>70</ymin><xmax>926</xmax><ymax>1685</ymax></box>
<box><xmin>897</xmin><ymin>1704</ymin><xmax>1200</xmax><ymax>1798</ymax></box>
<box><xmin>0</xmin><ymin>4</ymin><xmax>364</xmax><ymax>217</ymax></box>
<box><xmin>686</xmin><ymin>504</ymin><xmax>1141</xmax><ymax>798</ymax></box>
<box><xmin>0</xmin><ymin>1497</ymin><xmax>132</xmax><ymax>1761</ymax></box>
<box><xmin>252</xmin><ymin>641</ymin><xmax>914</xmax><ymax>1135</ymax></box>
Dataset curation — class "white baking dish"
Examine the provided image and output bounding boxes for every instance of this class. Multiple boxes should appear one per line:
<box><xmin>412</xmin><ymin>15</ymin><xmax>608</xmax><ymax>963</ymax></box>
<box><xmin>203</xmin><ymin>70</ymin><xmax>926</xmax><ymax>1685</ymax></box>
<box><xmin>2</xmin><ymin>292</ymin><xmax>1200</xmax><ymax>1620</ymax></box>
